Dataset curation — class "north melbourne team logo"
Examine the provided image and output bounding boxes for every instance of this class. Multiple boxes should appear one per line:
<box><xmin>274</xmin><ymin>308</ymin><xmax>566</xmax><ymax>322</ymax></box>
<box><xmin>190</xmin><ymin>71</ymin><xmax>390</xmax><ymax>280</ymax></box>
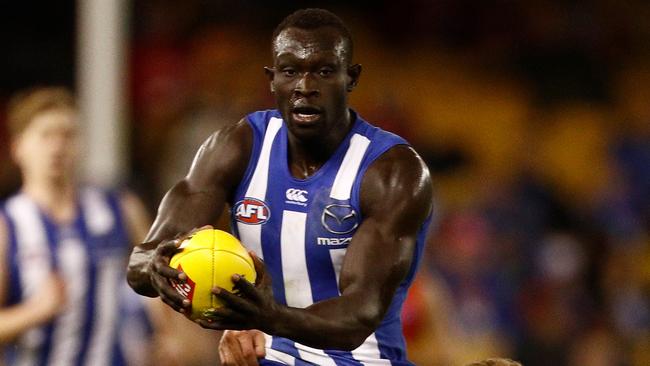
<box><xmin>321</xmin><ymin>204</ymin><xmax>359</xmax><ymax>234</ymax></box>
<box><xmin>234</xmin><ymin>198</ymin><xmax>270</xmax><ymax>224</ymax></box>
<box><xmin>285</xmin><ymin>188</ymin><xmax>308</xmax><ymax>206</ymax></box>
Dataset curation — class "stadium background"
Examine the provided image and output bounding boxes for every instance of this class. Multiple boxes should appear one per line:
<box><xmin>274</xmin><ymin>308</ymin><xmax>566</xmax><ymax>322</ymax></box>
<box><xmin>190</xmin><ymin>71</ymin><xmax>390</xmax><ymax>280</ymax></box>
<box><xmin>0</xmin><ymin>1</ymin><xmax>648</xmax><ymax>365</ymax></box>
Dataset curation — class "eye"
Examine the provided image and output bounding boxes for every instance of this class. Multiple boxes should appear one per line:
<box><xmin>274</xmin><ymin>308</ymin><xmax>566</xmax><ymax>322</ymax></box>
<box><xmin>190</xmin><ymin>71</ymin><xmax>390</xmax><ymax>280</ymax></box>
<box><xmin>318</xmin><ymin>68</ymin><xmax>334</xmax><ymax>77</ymax></box>
<box><xmin>282</xmin><ymin>68</ymin><xmax>296</xmax><ymax>77</ymax></box>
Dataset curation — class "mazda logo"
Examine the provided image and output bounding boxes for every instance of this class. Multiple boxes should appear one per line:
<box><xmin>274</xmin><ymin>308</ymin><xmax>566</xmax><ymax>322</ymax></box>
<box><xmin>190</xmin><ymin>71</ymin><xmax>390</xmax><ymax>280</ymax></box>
<box><xmin>321</xmin><ymin>204</ymin><xmax>359</xmax><ymax>234</ymax></box>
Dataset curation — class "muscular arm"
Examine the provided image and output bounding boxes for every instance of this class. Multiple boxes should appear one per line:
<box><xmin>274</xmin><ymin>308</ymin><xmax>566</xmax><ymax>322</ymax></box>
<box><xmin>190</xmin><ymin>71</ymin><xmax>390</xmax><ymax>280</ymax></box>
<box><xmin>210</xmin><ymin>145</ymin><xmax>433</xmax><ymax>350</ymax></box>
<box><xmin>121</xmin><ymin>191</ymin><xmax>224</xmax><ymax>363</ymax></box>
<box><xmin>126</xmin><ymin>119</ymin><xmax>252</xmax><ymax>299</ymax></box>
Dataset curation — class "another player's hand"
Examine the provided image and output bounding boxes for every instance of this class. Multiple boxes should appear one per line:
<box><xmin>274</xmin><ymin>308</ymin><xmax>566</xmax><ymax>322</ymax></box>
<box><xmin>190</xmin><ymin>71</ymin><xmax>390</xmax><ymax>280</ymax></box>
<box><xmin>27</xmin><ymin>273</ymin><xmax>67</xmax><ymax>323</ymax></box>
<box><xmin>197</xmin><ymin>251</ymin><xmax>278</xmax><ymax>331</ymax></box>
<box><xmin>219</xmin><ymin>329</ymin><xmax>266</xmax><ymax>366</ymax></box>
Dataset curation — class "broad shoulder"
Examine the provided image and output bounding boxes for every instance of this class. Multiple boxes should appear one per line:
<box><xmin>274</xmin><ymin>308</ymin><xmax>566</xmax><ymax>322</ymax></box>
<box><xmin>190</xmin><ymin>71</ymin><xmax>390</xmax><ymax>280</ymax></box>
<box><xmin>359</xmin><ymin>145</ymin><xmax>432</xmax><ymax>227</ymax></box>
<box><xmin>185</xmin><ymin>117</ymin><xmax>253</xmax><ymax>189</ymax></box>
<box><xmin>196</xmin><ymin>117</ymin><xmax>253</xmax><ymax>164</ymax></box>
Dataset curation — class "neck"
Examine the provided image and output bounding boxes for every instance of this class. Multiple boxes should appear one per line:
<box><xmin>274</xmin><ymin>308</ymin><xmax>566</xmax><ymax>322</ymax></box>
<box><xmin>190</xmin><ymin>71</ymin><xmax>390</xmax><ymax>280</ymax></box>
<box><xmin>21</xmin><ymin>176</ymin><xmax>77</xmax><ymax>222</ymax></box>
<box><xmin>287</xmin><ymin>109</ymin><xmax>353</xmax><ymax>178</ymax></box>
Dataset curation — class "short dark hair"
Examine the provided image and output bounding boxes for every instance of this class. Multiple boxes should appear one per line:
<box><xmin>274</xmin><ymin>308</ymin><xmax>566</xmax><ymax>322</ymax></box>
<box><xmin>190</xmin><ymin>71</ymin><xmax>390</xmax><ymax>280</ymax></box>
<box><xmin>272</xmin><ymin>8</ymin><xmax>353</xmax><ymax>62</ymax></box>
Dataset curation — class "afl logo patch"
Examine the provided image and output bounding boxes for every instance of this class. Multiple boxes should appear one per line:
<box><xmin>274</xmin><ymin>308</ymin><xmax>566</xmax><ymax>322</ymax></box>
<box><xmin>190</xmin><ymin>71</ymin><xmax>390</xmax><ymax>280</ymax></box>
<box><xmin>234</xmin><ymin>198</ymin><xmax>270</xmax><ymax>225</ymax></box>
<box><xmin>169</xmin><ymin>264</ymin><xmax>196</xmax><ymax>301</ymax></box>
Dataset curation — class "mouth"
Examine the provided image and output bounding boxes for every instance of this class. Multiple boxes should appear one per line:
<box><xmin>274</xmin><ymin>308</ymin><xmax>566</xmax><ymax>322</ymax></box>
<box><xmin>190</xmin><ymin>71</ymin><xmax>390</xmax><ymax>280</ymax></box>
<box><xmin>291</xmin><ymin>105</ymin><xmax>323</xmax><ymax>124</ymax></box>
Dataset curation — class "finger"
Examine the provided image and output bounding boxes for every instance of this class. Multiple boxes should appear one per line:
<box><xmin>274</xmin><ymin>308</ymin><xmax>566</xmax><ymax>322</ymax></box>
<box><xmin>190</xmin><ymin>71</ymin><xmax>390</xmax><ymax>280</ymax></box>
<box><xmin>212</xmin><ymin>287</ymin><xmax>255</xmax><ymax>313</ymax></box>
<box><xmin>218</xmin><ymin>347</ymin><xmax>231</xmax><ymax>366</ymax></box>
<box><xmin>156</xmin><ymin>238</ymin><xmax>184</xmax><ymax>256</ymax></box>
<box><xmin>196</xmin><ymin>318</ymin><xmax>244</xmax><ymax>331</ymax></box>
<box><xmin>153</xmin><ymin>240</ymin><xmax>188</xmax><ymax>282</ymax></box>
<box><xmin>153</xmin><ymin>258</ymin><xmax>185</xmax><ymax>280</ymax></box>
<box><xmin>159</xmin><ymin>293</ymin><xmax>187</xmax><ymax>313</ymax></box>
<box><xmin>203</xmin><ymin>307</ymin><xmax>248</xmax><ymax>324</ymax></box>
<box><xmin>218</xmin><ymin>331</ymin><xmax>231</xmax><ymax>361</ymax></box>
<box><xmin>219</xmin><ymin>333</ymin><xmax>242</xmax><ymax>366</ymax></box>
<box><xmin>219</xmin><ymin>343</ymin><xmax>240</xmax><ymax>366</ymax></box>
<box><xmin>249</xmin><ymin>252</ymin><xmax>269</xmax><ymax>286</ymax></box>
<box><xmin>236</xmin><ymin>331</ymin><xmax>260</xmax><ymax>365</ymax></box>
<box><xmin>222</xmin><ymin>348</ymin><xmax>250</xmax><ymax>366</ymax></box>
<box><xmin>153</xmin><ymin>273</ymin><xmax>183</xmax><ymax>300</ymax></box>
<box><xmin>153</xmin><ymin>275</ymin><xmax>190</xmax><ymax>310</ymax></box>
<box><xmin>231</xmin><ymin>275</ymin><xmax>261</xmax><ymax>303</ymax></box>
<box><xmin>252</xmin><ymin>330</ymin><xmax>266</xmax><ymax>358</ymax></box>
<box><xmin>176</xmin><ymin>225</ymin><xmax>213</xmax><ymax>241</ymax></box>
<box><xmin>157</xmin><ymin>278</ymin><xmax>191</xmax><ymax>312</ymax></box>
<box><xmin>192</xmin><ymin>224</ymin><xmax>214</xmax><ymax>233</ymax></box>
<box><xmin>249</xmin><ymin>251</ymin><xmax>264</xmax><ymax>274</ymax></box>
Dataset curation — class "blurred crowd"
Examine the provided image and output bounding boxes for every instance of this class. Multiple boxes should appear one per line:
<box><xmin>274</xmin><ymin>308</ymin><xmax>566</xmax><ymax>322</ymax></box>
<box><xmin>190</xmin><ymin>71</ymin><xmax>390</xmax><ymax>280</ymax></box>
<box><xmin>1</xmin><ymin>1</ymin><xmax>649</xmax><ymax>365</ymax></box>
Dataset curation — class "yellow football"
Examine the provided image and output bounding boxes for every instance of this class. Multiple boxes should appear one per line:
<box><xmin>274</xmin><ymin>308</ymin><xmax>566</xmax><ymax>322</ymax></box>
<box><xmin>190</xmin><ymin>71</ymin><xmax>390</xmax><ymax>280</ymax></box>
<box><xmin>168</xmin><ymin>228</ymin><xmax>257</xmax><ymax>320</ymax></box>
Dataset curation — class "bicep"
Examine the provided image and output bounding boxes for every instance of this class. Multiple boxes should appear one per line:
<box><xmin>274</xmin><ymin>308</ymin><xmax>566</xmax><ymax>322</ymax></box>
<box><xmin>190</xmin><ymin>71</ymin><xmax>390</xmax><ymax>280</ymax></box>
<box><xmin>183</xmin><ymin>118</ymin><xmax>252</xmax><ymax>194</ymax></box>
<box><xmin>338</xmin><ymin>218</ymin><xmax>418</xmax><ymax>305</ymax></box>
<box><xmin>145</xmin><ymin>119</ymin><xmax>252</xmax><ymax>242</ymax></box>
<box><xmin>338</xmin><ymin>146</ymin><xmax>433</xmax><ymax>313</ymax></box>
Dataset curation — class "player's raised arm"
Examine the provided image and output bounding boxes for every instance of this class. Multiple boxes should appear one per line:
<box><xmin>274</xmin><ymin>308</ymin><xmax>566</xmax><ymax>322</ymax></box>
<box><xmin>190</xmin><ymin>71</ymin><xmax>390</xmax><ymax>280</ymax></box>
<box><xmin>204</xmin><ymin>145</ymin><xmax>433</xmax><ymax>350</ymax></box>
<box><xmin>126</xmin><ymin>118</ymin><xmax>253</xmax><ymax>308</ymax></box>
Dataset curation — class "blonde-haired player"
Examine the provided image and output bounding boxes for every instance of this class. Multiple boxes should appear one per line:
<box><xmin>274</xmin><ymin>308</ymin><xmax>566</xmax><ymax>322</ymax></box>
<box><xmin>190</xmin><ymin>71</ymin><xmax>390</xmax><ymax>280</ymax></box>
<box><xmin>0</xmin><ymin>87</ymin><xmax>153</xmax><ymax>365</ymax></box>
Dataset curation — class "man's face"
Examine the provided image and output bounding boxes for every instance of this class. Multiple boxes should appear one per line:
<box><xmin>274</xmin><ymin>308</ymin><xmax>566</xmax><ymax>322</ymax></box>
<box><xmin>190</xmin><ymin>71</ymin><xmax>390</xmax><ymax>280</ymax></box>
<box><xmin>12</xmin><ymin>108</ymin><xmax>80</xmax><ymax>182</ymax></box>
<box><xmin>267</xmin><ymin>27</ymin><xmax>359</xmax><ymax>141</ymax></box>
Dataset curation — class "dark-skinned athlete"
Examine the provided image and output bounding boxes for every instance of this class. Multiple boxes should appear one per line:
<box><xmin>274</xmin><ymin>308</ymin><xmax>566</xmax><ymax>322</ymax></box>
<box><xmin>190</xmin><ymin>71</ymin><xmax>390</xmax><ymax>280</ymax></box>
<box><xmin>127</xmin><ymin>8</ymin><xmax>433</xmax><ymax>366</ymax></box>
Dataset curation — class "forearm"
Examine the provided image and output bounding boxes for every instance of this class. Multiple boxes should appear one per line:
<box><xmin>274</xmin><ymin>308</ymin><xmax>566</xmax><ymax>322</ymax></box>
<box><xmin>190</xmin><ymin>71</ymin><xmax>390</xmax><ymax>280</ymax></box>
<box><xmin>126</xmin><ymin>240</ymin><xmax>160</xmax><ymax>297</ymax></box>
<box><xmin>145</xmin><ymin>180</ymin><xmax>224</xmax><ymax>242</ymax></box>
<box><xmin>126</xmin><ymin>180</ymin><xmax>224</xmax><ymax>296</ymax></box>
<box><xmin>264</xmin><ymin>293</ymin><xmax>380</xmax><ymax>350</ymax></box>
<box><xmin>0</xmin><ymin>303</ymin><xmax>54</xmax><ymax>344</ymax></box>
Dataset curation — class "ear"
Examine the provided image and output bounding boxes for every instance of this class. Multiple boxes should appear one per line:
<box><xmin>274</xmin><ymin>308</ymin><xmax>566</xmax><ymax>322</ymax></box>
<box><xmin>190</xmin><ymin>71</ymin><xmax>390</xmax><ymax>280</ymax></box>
<box><xmin>264</xmin><ymin>66</ymin><xmax>275</xmax><ymax>93</ymax></box>
<box><xmin>10</xmin><ymin>137</ymin><xmax>22</xmax><ymax>166</ymax></box>
<box><xmin>346</xmin><ymin>64</ymin><xmax>362</xmax><ymax>92</ymax></box>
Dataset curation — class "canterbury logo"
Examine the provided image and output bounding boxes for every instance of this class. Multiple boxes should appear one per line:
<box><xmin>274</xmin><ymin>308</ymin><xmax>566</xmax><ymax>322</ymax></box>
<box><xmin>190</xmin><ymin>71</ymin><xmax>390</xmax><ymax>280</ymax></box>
<box><xmin>285</xmin><ymin>189</ymin><xmax>308</xmax><ymax>203</ymax></box>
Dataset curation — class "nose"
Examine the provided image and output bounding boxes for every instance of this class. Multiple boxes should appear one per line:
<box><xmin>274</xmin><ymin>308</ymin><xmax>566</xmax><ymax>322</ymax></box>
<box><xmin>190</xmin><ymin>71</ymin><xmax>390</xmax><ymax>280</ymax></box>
<box><xmin>49</xmin><ymin>131</ymin><xmax>75</xmax><ymax>155</ymax></box>
<box><xmin>294</xmin><ymin>72</ymin><xmax>319</xmax><ymax>98</ymax></box>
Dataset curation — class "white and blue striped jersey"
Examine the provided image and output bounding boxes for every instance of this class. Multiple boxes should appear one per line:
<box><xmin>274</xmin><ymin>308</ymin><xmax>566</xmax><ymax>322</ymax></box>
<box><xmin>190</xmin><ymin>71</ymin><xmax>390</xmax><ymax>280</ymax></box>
<box><xmin>1</xmin><ymin>187</ymin><xmax>141</xmax><ymax>366</ymax></box>
<box><xmin>231</xmin><ymin>110</ymin><xmax>432</xmax><ymax>366</ymax></box>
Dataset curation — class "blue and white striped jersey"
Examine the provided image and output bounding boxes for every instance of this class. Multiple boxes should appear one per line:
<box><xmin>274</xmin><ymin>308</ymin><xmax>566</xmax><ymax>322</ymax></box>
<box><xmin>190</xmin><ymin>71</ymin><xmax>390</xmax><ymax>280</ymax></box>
<box><xmin>1</xmin><ymin>187</ymin><xmax>141</xmax><ymax>366</ymax></box>
<box><xmin>231</xmin><ymin>110</ymin><xmax>431</xmax><ymax>366</ymax></box>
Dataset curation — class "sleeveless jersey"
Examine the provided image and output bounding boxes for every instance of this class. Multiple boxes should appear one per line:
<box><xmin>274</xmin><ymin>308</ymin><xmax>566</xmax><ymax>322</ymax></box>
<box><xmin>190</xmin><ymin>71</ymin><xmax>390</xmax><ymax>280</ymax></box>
<box><xmin>1</xmin><ymin>187</ymin><xmax>137</xmax><ymax>366</ymax></box>
<box><xmin>231</xmin><ymin>110</ymin><xmax>431</xmax><ymax>366</ymax></box>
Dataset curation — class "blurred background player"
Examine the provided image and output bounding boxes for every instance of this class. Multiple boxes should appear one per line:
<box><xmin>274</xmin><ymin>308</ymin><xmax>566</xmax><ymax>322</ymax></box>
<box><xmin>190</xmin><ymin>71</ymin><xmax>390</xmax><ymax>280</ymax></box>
<box><xmin>0</xmin><ymin>87</ymin><xmax>154</xmax><ymax>365</ymax></box>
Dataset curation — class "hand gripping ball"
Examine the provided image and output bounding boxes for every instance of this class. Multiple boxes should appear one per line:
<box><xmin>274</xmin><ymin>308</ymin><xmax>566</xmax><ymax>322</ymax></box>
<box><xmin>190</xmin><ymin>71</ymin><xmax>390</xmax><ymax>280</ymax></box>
<box><xmin>168</xmin><ymin>229</ymin><xmax>257</xmax><ymax>319</ymax></box>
